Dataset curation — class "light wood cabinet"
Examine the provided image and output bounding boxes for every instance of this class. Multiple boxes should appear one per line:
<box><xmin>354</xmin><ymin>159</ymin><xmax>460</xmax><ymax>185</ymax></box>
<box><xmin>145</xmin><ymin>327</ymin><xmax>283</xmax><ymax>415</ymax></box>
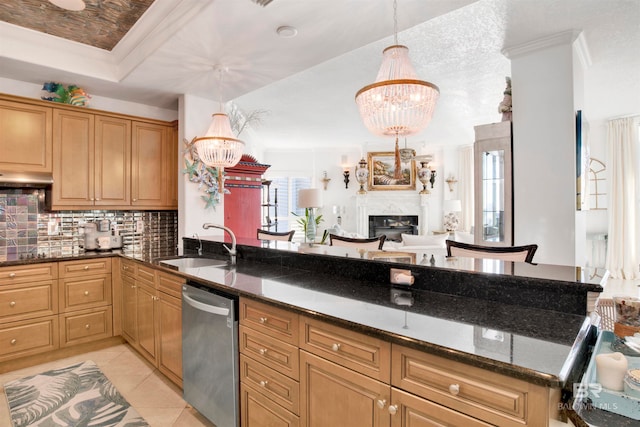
<box><xmin>118</xmin><ymin>260</ymin><xmax>184</xmax><ymax>386</ymax></box>
<box><xmin>52</xmin><ymin>111</ymin><xmax>131</xmax><ymax>208</ymax></box>
<box><xmin>57</xmin><ymin>259</ymin><xmax>113</xmax><ymax>349</ymax></box>
<box><xmin>240</xmin><ymin>298</ymin><xmax>301</xmax><ymax>427</ymax></box>
<box><xmin>0</xmin><ymin>263</ymin><xmax>59</xmax><ymax>362</ymax></box>
<box><xmin>131</xmin><ymin>121</ymin><xmax>169</xmax><ymax>208</ymax></box>
<box><xmin>0</xmin><ymin>98</ymin><xmax>52</xmax><ymax>173</ymax></box>
<box><xmin>300</xmin><ymin>350</ymin><xmax>389</xmax><ymax>427</ymax></box>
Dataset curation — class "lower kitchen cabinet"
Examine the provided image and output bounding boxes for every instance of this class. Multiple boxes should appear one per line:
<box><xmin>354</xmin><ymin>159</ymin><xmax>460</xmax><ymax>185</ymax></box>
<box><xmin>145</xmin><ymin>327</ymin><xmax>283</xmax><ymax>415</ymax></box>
<box><xmin>300</xmin><ymin>350</ymin><xmax>389</xmax><ymax>427</ymax></box>
<box><xmin>118</xmin><ymin>259</ymin><xmax>185</xmax><ymax>387</ymax></box>
<box><xmin>0</xmin><ymin>315</ymin><xmax>59</xmax><ymax>363</ymax></box>
<box><xmin>59</xmin><ymin>306</ymin><xmax>113</xmax><ymax>348</ymax></box>
<box><xmin>241</xmin><ymin>383</ymin><xmax>300</xmax><ymax>427</ymax></box>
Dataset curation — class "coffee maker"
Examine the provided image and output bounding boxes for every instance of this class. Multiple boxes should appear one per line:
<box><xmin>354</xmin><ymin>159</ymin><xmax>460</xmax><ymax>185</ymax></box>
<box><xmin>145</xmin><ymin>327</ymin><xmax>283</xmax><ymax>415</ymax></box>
<box><xmin>83</xmin><ymin>220</ymin><xmax>123</xmax><ymax>251</ymax></box>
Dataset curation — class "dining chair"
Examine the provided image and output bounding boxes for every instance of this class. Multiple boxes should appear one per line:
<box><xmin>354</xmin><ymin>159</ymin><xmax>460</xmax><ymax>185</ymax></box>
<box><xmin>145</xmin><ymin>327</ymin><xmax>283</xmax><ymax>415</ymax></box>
<box><xmin>329</xmin><ymin>234</ymin><xmax>386</xmax><ymax>250</ymax></box>
<box><xmin>257</xmin><ymin>229</ymin><xmax>295</xmax><ymax>241</ymax></box>
<box><xmin>445</xmin><ymin>240</ymin><xmax>538</xmax><ymax>263</ymax></box>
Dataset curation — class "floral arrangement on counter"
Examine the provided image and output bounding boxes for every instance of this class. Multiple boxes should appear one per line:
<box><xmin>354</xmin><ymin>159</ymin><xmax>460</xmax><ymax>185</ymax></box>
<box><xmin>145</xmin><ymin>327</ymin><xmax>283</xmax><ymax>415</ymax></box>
<box><xmin>41</xmin><ymin>82</ymin><xmax>91</xmax><ymax>107</ymax></box>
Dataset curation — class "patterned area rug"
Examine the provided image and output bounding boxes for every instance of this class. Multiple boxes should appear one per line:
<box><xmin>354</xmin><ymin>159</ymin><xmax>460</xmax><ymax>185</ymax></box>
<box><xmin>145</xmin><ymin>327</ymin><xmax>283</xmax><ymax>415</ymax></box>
<box><xmin>4</xmin><ymin>360</ymin><xmax>148</xmax><ymax>427</ymax></box>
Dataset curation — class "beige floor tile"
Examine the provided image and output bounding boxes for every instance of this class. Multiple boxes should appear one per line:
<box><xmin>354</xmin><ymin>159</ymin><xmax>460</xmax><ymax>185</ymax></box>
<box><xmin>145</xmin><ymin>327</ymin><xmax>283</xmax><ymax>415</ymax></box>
<box><xmin>172</xmin><ymin>406</ymin><xmax>217</xmax><ymax>427</ymax></box>
<box><xmin>106</xmin><ymin>373</ymin><xmax>152</xmax><ymax>396</ymax></box>
<box><xmin>135</xmin><ymin>406</ymin><xmax>183</xmax><ymax>427</ymax></box>
<box><xmin>126</xmin><ymin>371</ymin><xmax>186</xmax><ymax>409</ymax></box>
<box><xmin>0</xmin><ymin>393</ymin><xmax>10</xmax><ymax>426</ymax></box>
<box><xmin>99</xmin><ymin>348</ymin><xmax>156</xmax><ymax>378</ymax></box>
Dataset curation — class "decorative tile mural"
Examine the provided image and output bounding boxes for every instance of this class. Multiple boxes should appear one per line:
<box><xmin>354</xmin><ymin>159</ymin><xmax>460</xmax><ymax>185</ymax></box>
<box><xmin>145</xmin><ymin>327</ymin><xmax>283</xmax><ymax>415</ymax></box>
<box><xmin>0</xmin><ymin>190</ymin><xmax>177</xmax><ymax>262</ymax></box>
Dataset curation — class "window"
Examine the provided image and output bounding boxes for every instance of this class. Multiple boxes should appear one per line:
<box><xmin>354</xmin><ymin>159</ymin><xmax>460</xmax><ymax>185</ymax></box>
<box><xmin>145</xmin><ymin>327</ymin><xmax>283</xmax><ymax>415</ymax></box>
<box><xmin>266</xmin><ymin>176</ymin><xmax>311</xmax><ymax>241</ymax></box>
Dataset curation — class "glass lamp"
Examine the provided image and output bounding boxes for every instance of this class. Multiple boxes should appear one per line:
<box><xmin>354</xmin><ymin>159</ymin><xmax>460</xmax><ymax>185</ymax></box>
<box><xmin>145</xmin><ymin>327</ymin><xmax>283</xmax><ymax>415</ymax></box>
<box><xmin>443</xmin><ymin>199</ymin><xmax>462</xmax><ymax>231</ymax></box>
<box><xmin>298</xmin><ymin>188</ymin><xmax>323</xmax><ymax>243</ymax></box>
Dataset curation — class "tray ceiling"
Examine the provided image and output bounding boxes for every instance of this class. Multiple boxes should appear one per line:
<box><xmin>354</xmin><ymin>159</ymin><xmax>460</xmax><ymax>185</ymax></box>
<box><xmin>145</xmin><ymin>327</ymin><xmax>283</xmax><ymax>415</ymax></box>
<box><xmin>0</xmin><ymin>0</ymin><xmax>154</xmax><ymax>50</ymax></box>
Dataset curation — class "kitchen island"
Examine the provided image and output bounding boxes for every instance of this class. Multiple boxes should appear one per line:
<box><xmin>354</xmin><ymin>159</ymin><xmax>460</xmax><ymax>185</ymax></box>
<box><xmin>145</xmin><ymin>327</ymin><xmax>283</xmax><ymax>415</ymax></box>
<box><xmin>0</xmin><ymin>238</ymin><xmax>605</xmax><ymax>426</ymax></box>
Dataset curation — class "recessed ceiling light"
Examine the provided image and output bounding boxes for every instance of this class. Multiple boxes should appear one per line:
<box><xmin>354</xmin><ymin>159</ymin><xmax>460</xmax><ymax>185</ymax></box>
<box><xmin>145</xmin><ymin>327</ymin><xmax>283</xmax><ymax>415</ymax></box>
<box><xmin>276</xmin><ymin>26</ymin><xmax>298</xmax><ymax>38</ymax></box>
<box><xmin>49</xmin><ymin>0</ymin><xmax>86</xmax><ymax>11</ymax></box>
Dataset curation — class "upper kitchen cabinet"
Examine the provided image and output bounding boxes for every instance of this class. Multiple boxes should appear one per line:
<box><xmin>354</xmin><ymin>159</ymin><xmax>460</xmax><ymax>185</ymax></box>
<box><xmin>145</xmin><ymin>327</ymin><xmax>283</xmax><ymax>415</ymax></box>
<box><xmin>131</xmin><ymin>121</ymin><xmax>176</xmax><ymax>209</ymax></box>
<box><xmin>0</xmin><ymin>98</ymin><xmax>52</xmax><ymax>173</ymax></box>
<box><xmin>52</xmin><ymin>110</ymin><xmax>131</xmax><ymax>208</ymax></box>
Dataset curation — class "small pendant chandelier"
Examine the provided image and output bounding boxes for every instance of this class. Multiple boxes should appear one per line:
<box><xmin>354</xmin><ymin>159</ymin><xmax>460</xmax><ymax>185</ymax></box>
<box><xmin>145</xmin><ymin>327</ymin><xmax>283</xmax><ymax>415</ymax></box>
<box><xmin>194</xmin><ymin>67</ymin><xmax>245</xmax><ymax>186</ymax></box>
<box><xmin>355</xmin><ymin>0</ymin><xmax>439</xmax><ymax>139</ymax></box>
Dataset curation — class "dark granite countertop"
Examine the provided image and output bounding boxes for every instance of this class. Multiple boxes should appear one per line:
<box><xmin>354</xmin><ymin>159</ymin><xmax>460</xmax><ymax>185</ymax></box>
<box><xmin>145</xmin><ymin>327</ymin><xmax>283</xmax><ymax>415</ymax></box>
<box><xmin>150</xmin><ymin>254</ymin><xmax>593</xmax><ymax>389</ymax></box>
<box><xmin>0</xmin><ymin>248</ymin><xmax>598</xmax><ymax>390</ymax></box>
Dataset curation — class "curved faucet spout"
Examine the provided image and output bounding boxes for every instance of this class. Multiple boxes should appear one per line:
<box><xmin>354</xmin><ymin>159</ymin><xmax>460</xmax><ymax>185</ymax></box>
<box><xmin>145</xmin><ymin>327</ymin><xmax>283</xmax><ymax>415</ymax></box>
<box><xmin>202</xmin><ymin>223</ymin><xmax>237</xmax><ymax>264</ymax></box>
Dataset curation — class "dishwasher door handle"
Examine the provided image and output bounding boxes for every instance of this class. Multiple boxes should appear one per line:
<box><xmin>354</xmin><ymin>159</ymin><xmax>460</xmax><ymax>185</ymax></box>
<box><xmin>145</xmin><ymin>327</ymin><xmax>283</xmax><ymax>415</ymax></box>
<box><xmin>183</xmin><ymin>292</ymin><xmax>230</xmax><ymax>316</ymax></box>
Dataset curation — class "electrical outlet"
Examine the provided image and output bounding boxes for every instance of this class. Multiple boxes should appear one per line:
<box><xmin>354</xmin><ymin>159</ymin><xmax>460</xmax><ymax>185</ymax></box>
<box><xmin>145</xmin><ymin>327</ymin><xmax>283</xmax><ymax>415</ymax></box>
<box><xmin>136</xmin><ymin>220</ymin><xmax>144</xmax><ymax>233</ymax></box>
<box><xmin>47</xmin><ymin>218</ymin><xmax>59</xmax><ymax>235</ymax></box>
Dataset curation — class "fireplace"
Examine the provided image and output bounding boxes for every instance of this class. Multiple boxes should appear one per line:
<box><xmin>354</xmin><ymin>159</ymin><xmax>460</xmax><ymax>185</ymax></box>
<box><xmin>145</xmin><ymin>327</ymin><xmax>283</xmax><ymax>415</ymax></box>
<box><xmin>369</xmin><ymin>215</ymin><xmax>418</xmax><ymax>242</ymax></box>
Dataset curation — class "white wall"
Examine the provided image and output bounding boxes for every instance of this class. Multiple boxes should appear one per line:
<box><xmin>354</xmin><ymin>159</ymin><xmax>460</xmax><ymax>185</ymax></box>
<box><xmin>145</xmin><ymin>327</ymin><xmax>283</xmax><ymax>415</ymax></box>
<box><xmin>507</xmin><ymin>32</ymin><xmax>586</xmax><ymax>266</ymax></box>
<box><xmin>178</xmin><ymin>94</ymin><xmax>225</xmax><ymax>251</ymax></box>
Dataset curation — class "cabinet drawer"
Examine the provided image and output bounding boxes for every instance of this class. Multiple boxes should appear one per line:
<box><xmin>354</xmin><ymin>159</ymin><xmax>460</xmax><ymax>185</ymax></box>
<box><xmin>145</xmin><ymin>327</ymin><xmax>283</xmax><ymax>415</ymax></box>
<box><xmin>0</xmin><ymin>315</ymin><xmax>59</xmax><ymax>362</ymax></box>
<box><xmin>240</xmin><ymin>325</ymin><xmax>299</xmax><ymax>381</ymax></box>
<box><xmin>59</xmin><ymin>306</ymin><xmax>113</xmax><ymax>347</ymax></box>
<box><xmin>240</xmin><ymin>298</ymin><xmax>299</xmax><ymax>345</ymax></box>
<box><xmin>390</xmin><ymin>387</ymin><xmax>492</xmax><ymax>427</ymax></box>
<box><xmin>60</xmin><ymin>274</ymin><xmax>112</xmax><ymax>312</ymax></box>
<box><xmin>391</xmin><ymin>344</ymin><xmax>548</xmax><ymax>427</ymax></box>
<box><xmin>59</xmin><ymin>258</ymin><xmax>112</xmax><ymax>277</ymax></box>
<box><xmin>300</xmin><ymin>316</ymin><xmax>390</xmax><ymax>382</ymax></box>
<box><xmin>241</xmin><ymin>384</ymin><xmax>299</xmax><ymax>427</ymax></box>
<box><xmin>121</xmin><ymin>259</ymin><xmax>136</xmax><ymax>277</ymax></box>
<box><xmin>0</xmin><ymin>263</ymin><xmax>57</xmax><ymax>284</ymax></box>
<box><xmin>157</xmin><ymin>271</ymin><xmax>185</xmax><ymax>299</ymax></box>
<box><xmin>0</xmin><ymin>280</ymin><xmax>58</xmax><ymax>323</ymax></box>
<box><xmin>240</xmin><ymin>354</ymin><xmax>299</xmax><ymax>415</ymax></box>
<box><xmin>137</xmin><ymin>265</ymin><xmax>156</xmax><ymax>287</ymax></box>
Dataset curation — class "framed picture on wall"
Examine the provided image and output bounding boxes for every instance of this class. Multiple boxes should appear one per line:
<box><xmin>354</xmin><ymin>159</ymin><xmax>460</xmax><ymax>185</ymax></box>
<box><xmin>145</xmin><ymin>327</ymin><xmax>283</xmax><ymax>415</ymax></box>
<box><xmin>367</xmin><ymin>151</ymin><xmax>416</xmax><ymax>191</ymax></box>
<box><xmin>367</xmin><ymin>251</ymin><xmax>416</xmax><ymax>264</ymax></box>
<box><xmin>576</xmin><ymin>110</ymin><xmax>590</xmax><ymax>211</ymax></box>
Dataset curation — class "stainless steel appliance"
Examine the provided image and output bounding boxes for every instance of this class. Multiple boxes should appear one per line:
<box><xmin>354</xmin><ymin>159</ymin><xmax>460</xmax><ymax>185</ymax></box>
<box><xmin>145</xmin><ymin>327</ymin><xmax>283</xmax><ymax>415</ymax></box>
<box><xmin>83</xmin><ymin>221</ymin><xmax>123</xmax><ymax>251</ymax></box>
<box><xmin>182</xmin><ymin>282</ymin><xmax>239</xmax><ymax>427</ymax></box>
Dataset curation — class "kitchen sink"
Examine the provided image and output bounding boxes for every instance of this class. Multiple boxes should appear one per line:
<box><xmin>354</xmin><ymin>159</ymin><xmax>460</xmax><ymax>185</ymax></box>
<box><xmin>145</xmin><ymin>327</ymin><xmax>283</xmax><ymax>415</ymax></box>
<box><xmin>159</xmin><ymin>257</ymin><xmax>228</xmax><ymax>269</ymax></box>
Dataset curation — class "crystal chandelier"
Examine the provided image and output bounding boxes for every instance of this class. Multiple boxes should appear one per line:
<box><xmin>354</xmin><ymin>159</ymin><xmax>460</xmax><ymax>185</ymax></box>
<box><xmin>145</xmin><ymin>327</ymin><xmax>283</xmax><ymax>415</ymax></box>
<box><xmin>194</xmin><ymin>67</ymin><xmax>245</xmax><ymax>185</ymax></box>
<box><xmin>355</xmin><ymin>0</ymin><xmax>439</xmax><ymax>139</ymax></box>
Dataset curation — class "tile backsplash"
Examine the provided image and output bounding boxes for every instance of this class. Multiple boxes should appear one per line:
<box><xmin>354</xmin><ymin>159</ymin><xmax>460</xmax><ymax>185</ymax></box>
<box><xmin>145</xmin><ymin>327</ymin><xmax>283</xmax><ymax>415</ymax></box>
<box><xmin>0</xmin><ymin>189</ymin><xmax>178</xmax><ymax>262</ymax></box>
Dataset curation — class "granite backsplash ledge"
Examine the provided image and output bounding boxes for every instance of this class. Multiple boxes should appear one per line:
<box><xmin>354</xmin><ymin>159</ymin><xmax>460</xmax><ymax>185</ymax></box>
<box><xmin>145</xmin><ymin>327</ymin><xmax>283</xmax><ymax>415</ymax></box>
<box><xmin>184</xmin><ymin>237</ymin><xmax>602</xmax><ymax>316</ymax></box>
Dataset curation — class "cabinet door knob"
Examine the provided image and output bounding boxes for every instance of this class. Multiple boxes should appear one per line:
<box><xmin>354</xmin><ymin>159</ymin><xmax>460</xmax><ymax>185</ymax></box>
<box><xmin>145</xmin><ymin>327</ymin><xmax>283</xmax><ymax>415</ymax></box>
<box><xmin>8</xmin><ymin>273</ymin><xmax>16</xmax><ymax>278</ymax></box>
<box><xmin>259</xmin><ymin>317</ymin><xmax>268</xmax><ymax>324</ymax></box>
<box><xmin>388</xmin><ymin>405</ymin><xmax>398</xmax><ymax>415</ymax></box>
<box><xmin>331</xmin><ymin>343</ymin><xmax>341</xmax><ymax>352</ymax></box>
<box><xmin>259</xmin><ymin>380</ymin><xmax>268</xmax><ymax>387</ymax></box>
<box><xmin>123</xmin><ymin>266</ymin><xmax>129</xmax><ymax>270</ymax></box>
<box><xmin>376</xmin><ymin>399</ymin><xmax>386</xmax><ymax>409</ymax></box>
<box><xmin>84</xmin><ymin>291</ymin><xmax>89</xmax><ymax>296</ymax></box>
<box><xmin>133</xmin><ymin>198</ymin><xmax>137</xmax><ymax>202</ymax></box>
<box><xmin>9</xmin><ymin>301</ymin><xmax>16</xmax><ymax>307</ymax></box>
<box><xmin>10</xmin><ymin>339</ymin><xmax>17</xmax><ymax>345</ymax></box>
<box><xmin>85</xmin><ymin>324</ymin><xmax>90</xmax><ymax>329</ymax></box>
<box><xmin>83</xmin><ymin>265</ymin><xmax>89</xmax><ymax>270</ymax></box>
<box><xmin>449</xmin><ymin>384</ymin><xmax>460</xmax><ymax>396</ymax></box>
<box><xmin>259</xmin><ymin>348</ymin><xmax>267</xmax><ymax>355</ymax></box>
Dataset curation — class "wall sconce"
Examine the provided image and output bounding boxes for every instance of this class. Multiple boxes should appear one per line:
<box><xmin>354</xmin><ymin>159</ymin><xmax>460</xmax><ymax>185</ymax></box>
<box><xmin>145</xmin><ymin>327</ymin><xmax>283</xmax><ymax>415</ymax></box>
<box><xmin>445</xmin><ymin>175</ymin><xmax>458</xmax><ymax>192</ymax></box>
<box><xmin>429</xmin><ymin>169</ymin><xmax>437</xmax><ymax>188</ymax></box>
<box><xmin>343</xmin><ymin>170</ymin><xmax>350</xmax><ymax>189</ymax></box>
<box><xmin>321</xmin><ymin>171</ymin><xmax>331</xmax><ymax>190</ymax></box>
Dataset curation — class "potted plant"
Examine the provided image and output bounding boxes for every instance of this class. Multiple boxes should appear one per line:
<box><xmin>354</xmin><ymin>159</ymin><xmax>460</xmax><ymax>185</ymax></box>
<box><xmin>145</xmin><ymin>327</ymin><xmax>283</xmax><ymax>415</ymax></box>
<box><xmin>292</xmin><ymin>208</ymin><xmax>327</xmax><ymax>243</ymax></box>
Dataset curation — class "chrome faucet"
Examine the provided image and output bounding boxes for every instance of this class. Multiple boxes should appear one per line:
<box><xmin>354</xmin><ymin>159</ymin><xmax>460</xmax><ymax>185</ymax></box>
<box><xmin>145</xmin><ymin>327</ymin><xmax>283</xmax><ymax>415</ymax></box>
<box><xmin>193</xmin><ymin>233</ymin><xmax>202</xmax><ymax>256</ymax></box>
<box><xmin>202</xmin><ymin>223</ymin><xmax>237</xmax><ymax>265</ymax></box>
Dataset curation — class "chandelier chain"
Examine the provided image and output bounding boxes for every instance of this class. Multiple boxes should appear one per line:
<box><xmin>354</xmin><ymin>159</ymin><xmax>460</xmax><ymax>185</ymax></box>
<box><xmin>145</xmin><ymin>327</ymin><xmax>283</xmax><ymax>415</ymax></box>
<box><xmin>393</xmin><ymin>0</ymin><xmax>398</xmax><ymax>45</ymax></box>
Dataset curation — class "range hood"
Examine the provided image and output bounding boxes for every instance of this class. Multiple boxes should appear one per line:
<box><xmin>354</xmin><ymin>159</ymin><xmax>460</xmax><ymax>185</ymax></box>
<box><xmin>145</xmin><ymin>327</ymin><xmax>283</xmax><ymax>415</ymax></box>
<box><xmin>0</xmin><ymin>171</ymin><xmax>54</xmax><ymax>187</ymax></box>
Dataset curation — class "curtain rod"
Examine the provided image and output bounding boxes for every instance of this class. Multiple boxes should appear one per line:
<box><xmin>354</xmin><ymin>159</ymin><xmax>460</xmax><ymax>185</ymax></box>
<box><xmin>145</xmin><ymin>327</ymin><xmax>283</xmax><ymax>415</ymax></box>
<box><xmin>608</xmin><ymin>113</ymin><xmax>640</xmax><ymax>121</ymax></box>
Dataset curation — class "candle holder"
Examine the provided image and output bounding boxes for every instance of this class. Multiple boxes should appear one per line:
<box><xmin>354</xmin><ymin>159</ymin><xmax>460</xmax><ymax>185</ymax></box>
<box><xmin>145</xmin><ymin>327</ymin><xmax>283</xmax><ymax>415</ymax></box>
<box><xmin>343</xmin><ymin>170</ymin><xmax>350</xmax><ymax>189</ymax></box>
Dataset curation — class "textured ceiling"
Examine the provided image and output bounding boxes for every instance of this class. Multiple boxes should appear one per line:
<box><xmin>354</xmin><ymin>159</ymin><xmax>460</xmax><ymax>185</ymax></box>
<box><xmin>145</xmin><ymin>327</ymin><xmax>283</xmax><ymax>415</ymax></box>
<box><xmin>0</xmin><ymin>0</ymin><xmax>638</xmax><ymax>151</ymax></box>
<box><xmin>0</xmin><ymin>0</ymin><xmax>154</xmax><ymax>50</ymax></box>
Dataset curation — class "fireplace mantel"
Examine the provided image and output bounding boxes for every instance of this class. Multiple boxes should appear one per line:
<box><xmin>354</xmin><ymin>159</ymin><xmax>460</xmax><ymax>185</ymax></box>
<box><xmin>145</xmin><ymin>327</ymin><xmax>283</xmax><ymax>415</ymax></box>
<box><xmin>356</xmin><ymin>192</ymin><xmax>430</xmax><ymax>237</ymax></box>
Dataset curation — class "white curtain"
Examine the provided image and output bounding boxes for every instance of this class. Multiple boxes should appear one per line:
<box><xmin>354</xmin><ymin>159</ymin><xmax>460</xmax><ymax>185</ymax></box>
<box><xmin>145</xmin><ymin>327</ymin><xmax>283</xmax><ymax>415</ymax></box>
<box><xmin>458</xmin><ymin>145</ymin><xmax>474</xmax><ymax>233</ymax></box>
<box><xmin>605</xmin><ymin>116</ymin><xmax>640</xmax><ymax>279</ymax></box>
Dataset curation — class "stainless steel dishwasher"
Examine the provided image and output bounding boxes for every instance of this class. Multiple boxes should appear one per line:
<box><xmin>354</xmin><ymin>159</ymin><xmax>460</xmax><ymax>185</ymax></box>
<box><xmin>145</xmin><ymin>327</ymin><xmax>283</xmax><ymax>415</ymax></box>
<box><xmin>182</xmin><ymin>281</ymin><xmax>239</xmax><ymax>427</ymax></box>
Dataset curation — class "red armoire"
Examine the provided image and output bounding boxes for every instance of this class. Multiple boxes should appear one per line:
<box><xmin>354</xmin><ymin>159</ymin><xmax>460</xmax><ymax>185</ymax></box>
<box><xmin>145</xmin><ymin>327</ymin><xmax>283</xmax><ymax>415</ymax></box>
<box><xmin>224</xmin><ymin>155</ymin><xmax>270</xmax><ymax>240</ymax></box>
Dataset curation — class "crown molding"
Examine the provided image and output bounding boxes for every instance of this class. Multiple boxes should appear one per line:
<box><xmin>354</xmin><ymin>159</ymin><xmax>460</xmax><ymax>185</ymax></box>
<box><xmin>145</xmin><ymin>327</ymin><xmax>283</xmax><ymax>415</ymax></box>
<box><xmin>501</xmin><ymin>30</ymin><xmax>582</xmax><ymax>59</ymax></box>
